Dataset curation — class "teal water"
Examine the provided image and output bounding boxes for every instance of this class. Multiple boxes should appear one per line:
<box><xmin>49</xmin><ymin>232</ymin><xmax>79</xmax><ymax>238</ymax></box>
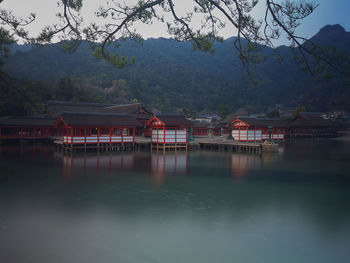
<box><xmin>0</xmin><ymin>139</ymin><xmax>350</xmax><ymax>263</ymax></box>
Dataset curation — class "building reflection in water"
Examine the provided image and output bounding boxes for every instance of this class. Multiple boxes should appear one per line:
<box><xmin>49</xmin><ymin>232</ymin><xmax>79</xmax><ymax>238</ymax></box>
<box><xmin>0</xmin><ymin>144</ymin><xmax>54</xmax><ymax>161</ymax></box>
<box><xmin>150</xmin><ymin>152</ymin><xmax>188</xmax><ymax>187</ymax></box>
<box><xmin>231</xmin><ymin>146</ymin><xmax>284</xmax><ymax>178</ymax></box>
<box><xmin>61</xmin><ymin>153</ymin><xmax>135</xmax><ymax>178</ymax></box>
<box><xmin>231</xmin><ymin>154</ymin><xmax>262</xmax><ymax>178</ymax></box>
<box><xmin>59</xmin><ymin>147</ymin><xmax>283</xmax><ymax>181</ymax></box>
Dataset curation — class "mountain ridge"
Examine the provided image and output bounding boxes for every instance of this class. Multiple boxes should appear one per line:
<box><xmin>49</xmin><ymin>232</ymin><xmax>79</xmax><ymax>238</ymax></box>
<box><xmin>3</xmin><ymin>24</ymin><xmax>350</xmax><ymax>113</ymax></box>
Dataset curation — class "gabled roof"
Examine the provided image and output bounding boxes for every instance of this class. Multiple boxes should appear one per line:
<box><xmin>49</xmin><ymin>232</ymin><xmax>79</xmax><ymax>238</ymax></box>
<box><xmin>224</xmin><ymin>108</ymin><xmax>250</xmax><ymax>123</ymax></box>
<box><xmin>103</xmin><ymin>104</ymin><xmax>153</xmax><ymax>121</ymax></box>
<box><xmin>232</xmin><ymin>117</ymin><xmax>289</xmax><ymax>128</ymax></box>
<box><xmin>223</xmin><ymin>113</ymin><xmax>237</xmax><ymax>123</ymax></box>
<box><xmin>47</xmin><ymin>101</ymin><xmax>115</xmax><ymax>117</ymax></box>
<box><xmin>47</xmin><ymin>101</ymin><xmax>115</xmax><ymax>107</ymax></box>
<box><xmin>192</xmin><ymin>121</ymin><xmax>224</xmax><ymax>128</ymax></box>
<box><xmin>147</xmin><ymin>114</ymin><xmax>192</xmax><ymax>127</ymax></box>
<box><xmin>192</xmin><ymin>122</ymin><xmax>211</xmax><ymax>128</ymax></box>
<box><xmin>58</xmin><ymin>112</ymin><xmax>142</xmax><ymax>127</ymax></box>
<box><xmin>0</xmin><ymin>116</ymin><xmax>56</xmax><ymax>127</ymax></box>
<box><xmin>291</xmin><ymin>112</ymin><xmax>336</xmax><ymax>127</ymax></box>
<box><xmin>47</xmin><ymin>101</ymin><xmax>153</xmax><ymax>119</ymax></box>
<box><xmin>104</xmin><ymin>103</ymin><xmax>152</xmax><ymax>114</ymax></box>
<box><xmin>195</xmin><ymin>114</ymin><xmax>221</xmax><ymax>119</ymax></box>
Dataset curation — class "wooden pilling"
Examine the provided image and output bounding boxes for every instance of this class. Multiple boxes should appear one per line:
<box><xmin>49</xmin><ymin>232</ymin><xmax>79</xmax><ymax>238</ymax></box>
<box><xmin>197</xmin><ymin>140</ymin><xmax>262</xmax><ymax>154</ymax></box>
<box><xmin>55</xmin><ymin>137</ymin><xmax>264</xmax><ymax>154</ymax></box>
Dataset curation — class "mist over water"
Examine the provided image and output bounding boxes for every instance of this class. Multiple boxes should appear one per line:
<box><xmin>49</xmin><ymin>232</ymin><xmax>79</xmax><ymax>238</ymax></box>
<box><xmin>1</xmin><ymin>139</ymin><xmax>350</xmax><ymax>263</ymax></box>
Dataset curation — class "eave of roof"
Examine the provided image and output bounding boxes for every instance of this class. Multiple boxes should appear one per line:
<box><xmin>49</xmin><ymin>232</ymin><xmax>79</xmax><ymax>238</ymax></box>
<box><xmin>59</xmin><ymin>112</ymin><xmax>142</xmax><ymax>127</ymax></box>
<box><xmin>0</xmin><ymin>116</ymin><xmax>57</xmax><ymax>127</ymax></box>
<box><xmin>155</xmin><ymin>113</ymin><xmax>193</xmax><ymax>127</ymax></box>
<box><xmin>233</xmin><ymin>117</ymin><xmax>289</xmax><ymax>128</ymax></box>
<box><xmin>47</xmin><ymin>100</ymin><xmax>115</xmax><ymax>107</ymax></box>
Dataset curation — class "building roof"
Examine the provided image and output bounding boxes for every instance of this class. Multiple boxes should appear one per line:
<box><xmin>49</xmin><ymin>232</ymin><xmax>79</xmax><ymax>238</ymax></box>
<box><xmin>135</xmin><ymin>114</ymin><xmax>153</xmax><ymax>121</ymax></box>
<box><xmin>47</xmin><ymin>101</ymin><xmax>115</xmax><ymax>117</ymax></box>
<box><xmin>195</xmin><ymin>114</ymin><xmax>221</xmax><ymax>119</ymax></box>
<box><xmin>103</xmin><ymin>103</ymin><xmax>153</xmax><ymax>121</ymax></box>
<box><xmin>47</xmin><ymin>101</ymin><xmax>153</xmax><ymax>119</ymax></box>
<box><xmin>151</xmin><ymin>107</ymin><xmax>162</xmax><ymax>114</ymax></box>
<box><xmin>47</xmin><ymin>100</ymin><xmax>115</xmax><ymax>107</ymax></box>
<box><xmin>58</xmin><ymin>112</ymin><xmax>142</xmax><ymax>127</ymax></box>
<box><xmin>291</xmin><ymin>112</ymin><xmax>337</xmax><ymax>127</ymax></box>
<box><xmin>223</xmin><ymin>113</ymin><xmax>236</xmax><ymax>123</ymax></box>
<box><xmin>0</xmin><ymin>116</ymin><xmax>57</xmax><ymax>127</ymax></box>
<box><xmin>233</xmin><ymin>117</ymin><xmax>289</xmax><ymax>128</ymax></box>
<box><xmin>104</xmin><ymin>103</ymin><xmax>145</xmax><ymax>113</ymax></box>
<box><xmin>192</xmin><ymin>122</ymin><xmax>211</xmax><ymax>128</ymax></box>
<box><xmin>151</xmin><ymin>114</ymin><xmax>193</xmax><ymax>127</ymax></box>
<box><xmin>192</xmin><ymin>121</ymin><xmax>224</xmax><ymax>128</ymax></box>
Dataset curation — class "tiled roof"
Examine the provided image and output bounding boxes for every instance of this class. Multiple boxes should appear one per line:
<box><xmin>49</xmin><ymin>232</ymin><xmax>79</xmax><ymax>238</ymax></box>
<box><xmin>59</xmin><ymin>112</ymin><xmax>142</xmax><ymax>127</ymax></box>
<box><xmin>155</xmin><ymin>114</ymin><xmax>192</xmax><ymax>127</ymax></box>
<box><xmin>47</xmin><ymin>101</ymin><xmax>115</xmax><ymax>107</ymax></box>
<box><xmin>291</xmin><ymin>112</ymin><xmax>336</xmax><ymax>127</ymax></box>
<box><xmin>47</xmin><ymin>101</ymin><xmax>115</xmax><ymax>117</ymax></box>
<box><xmin>47</xmin><ymin>101</ymin><xmax>153</xmax><ymax>118</ymax></box>
<box><xmin>104</xmin><ymin>103</ymin><xmax>142</xmax><ymax>113</ymax></box>
<box><xmin>0</xmin><ymin>116</ymin><xmax>56</xmax><ymax>127</ymax></box>
<box><xmin>192</xmin><ymin>121</ymin><xmax>224</xmax><ymax>128</ymax></box>
<box><xmin>233</xmin><ymin>117</ymin><xmax>289</xmax><ymax>128</ymax></box>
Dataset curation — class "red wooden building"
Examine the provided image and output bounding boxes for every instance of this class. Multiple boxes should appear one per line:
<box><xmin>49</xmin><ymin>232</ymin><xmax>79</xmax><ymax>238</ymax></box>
<box><xmin>47</xmin><ymin>101</ymin><xmax>153</xmax><ymax>136</ymax></box>
<box><xmin>230</xmin><ymin>117</ymin><xmax>287</xmax><ymax>142</ymax></box>
<box><xmin>287</xmin><ymin>112</ymin><xmax>338</xmax><ymax>137</ymax></box>
<box><xmin>146</xmin><ymin>114</ymin><xmax>192</xmax><ymax>150</ymax></box>
<box><xmin>56</xmin><ymin>112</ymin><xmax>141</xmax><ymax>146</ymax></box>
<box><xmin>102</xmin><ymin>103</ymin><xmax>153</xmax><ymax>136</ymax></box>
<box><xmin>0</xmin><ymin>116</ymin><xmax>57</xmax><ymax>139</ymax></box>
<box><xmin>192</xmin><ymin>122</ymin><xmax>209</xmax><ymax>136</ymax></box>
<box><xmin>192</xmin><ymin>122</ymin><xmax>224</xmax><ymax>137</ymax></box>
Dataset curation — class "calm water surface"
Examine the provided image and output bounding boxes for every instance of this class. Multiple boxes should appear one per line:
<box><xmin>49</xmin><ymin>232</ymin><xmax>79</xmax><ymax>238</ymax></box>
<box><xmin>0</xmin><ymin>139</ymin><xmax>350</xmax><ymax>263</ymax></box>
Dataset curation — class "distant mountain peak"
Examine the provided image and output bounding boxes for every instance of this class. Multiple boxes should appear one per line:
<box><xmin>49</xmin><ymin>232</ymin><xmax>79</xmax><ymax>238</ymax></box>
<box><xmin>318</xmin><ymin>24</ymin><xmax>346</xmax><ymax>34</ymax></box>
<box><xmin>309</xmin><ymin>24</ymin><xmax>349</xmax><ymax>47</ymax></box>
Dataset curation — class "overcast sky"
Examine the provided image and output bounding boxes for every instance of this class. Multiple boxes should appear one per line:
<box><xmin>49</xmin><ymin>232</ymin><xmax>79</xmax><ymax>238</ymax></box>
<box><xmin>1</xmin><ymin>0</ymin><xmax>349</xmax><ymax>46</ymax></box>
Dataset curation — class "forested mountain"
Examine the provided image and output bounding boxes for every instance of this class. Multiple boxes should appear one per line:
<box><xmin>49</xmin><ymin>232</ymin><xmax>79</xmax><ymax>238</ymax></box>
<box><xmin>2</xmin><ymin>24</ymin><xmax>350</xmax><ymax>114</ymax></box>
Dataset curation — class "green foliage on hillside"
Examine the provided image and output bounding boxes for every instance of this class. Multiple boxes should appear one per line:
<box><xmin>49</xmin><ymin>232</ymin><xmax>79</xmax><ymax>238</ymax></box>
<box><xmin>4</xmin><ymin>39</ymin><xmax>270</xmax><ymax>113</ymax></box>
<box><xmin>2</xmin><ymin>25</ymin><xmax>350</xmax><ymax>114</ymax></box>
<box><xmin>0</xmin><ymin>74</ymin><xmax>105</xmax><ymax>116</ymax></box>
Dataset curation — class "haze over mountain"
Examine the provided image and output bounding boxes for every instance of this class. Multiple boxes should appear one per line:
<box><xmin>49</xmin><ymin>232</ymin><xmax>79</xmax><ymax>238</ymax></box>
<box><xmin>3</xmin><ymin>24</ymin><xmax>350</xmax><ymax>113</ymax></box>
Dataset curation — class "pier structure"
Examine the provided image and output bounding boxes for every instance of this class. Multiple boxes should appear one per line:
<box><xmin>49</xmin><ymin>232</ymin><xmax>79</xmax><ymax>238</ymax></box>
<box><xmin>136</xmin><ymin>137</ymin><xmax>265</xmax><ymax>154</ymax></box>
<box><xmin>194</xmin><ymin>138</ymin><xmax>263</xmax><ymax>154</ymax></box>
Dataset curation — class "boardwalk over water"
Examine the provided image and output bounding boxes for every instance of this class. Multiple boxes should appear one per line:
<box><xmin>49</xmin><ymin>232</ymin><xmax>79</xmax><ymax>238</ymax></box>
<box><xmin>135</xmin><ymin>136</ymin><xmax>263</xmax><ymax>154</ymax></box>
<box><xmin>54</xmin><ymin>136</ymin><xmax>264</xmax><ymax>154</ymax></box>
<box><xmin>193</xmin><ymin>137</ymin><xmax>262</xmax><ymax>154</ymax></box>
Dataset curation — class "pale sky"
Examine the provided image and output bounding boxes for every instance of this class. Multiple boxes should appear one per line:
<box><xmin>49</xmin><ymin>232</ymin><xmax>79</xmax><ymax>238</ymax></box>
<box><xmin>1</xmin><ymin>0</ymin><xmax>349</xmax><ymax>46</ymax></box>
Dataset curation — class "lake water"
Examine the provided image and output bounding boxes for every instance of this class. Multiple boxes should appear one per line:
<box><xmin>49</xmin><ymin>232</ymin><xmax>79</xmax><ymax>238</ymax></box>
<box><xmin>0</xmin><ymin>139</ymin><xmax>350</xmax><ymax>263</ymax></box>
